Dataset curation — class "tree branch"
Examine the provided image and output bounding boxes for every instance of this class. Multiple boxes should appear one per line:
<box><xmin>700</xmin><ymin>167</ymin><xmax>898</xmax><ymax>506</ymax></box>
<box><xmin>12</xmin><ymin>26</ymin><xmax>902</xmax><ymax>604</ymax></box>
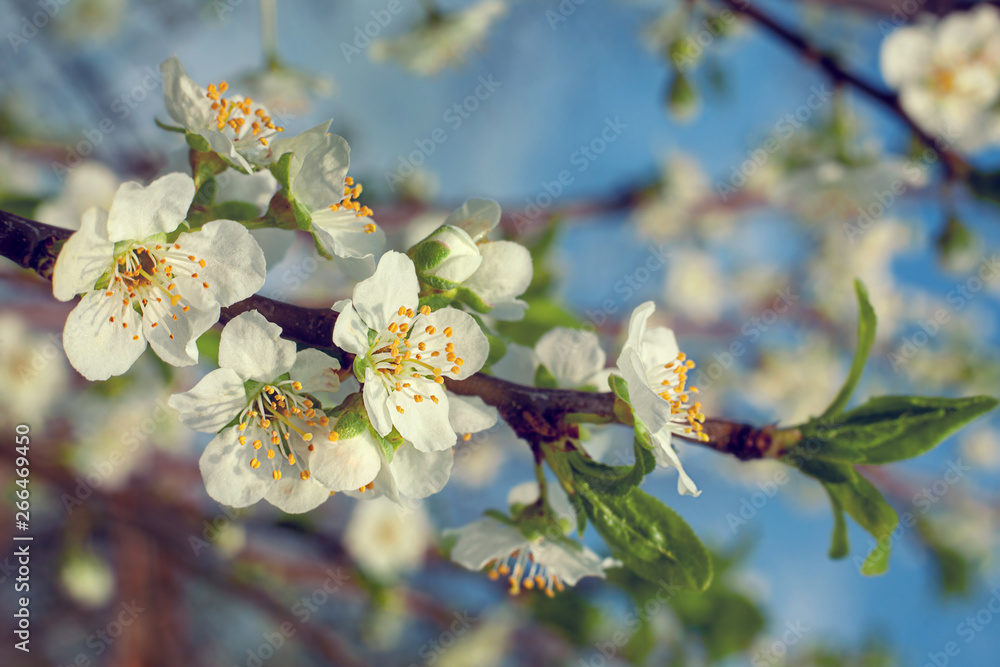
<box><xmin>717</xmin><ymin>0</ymin><xmax>970</xmax><ymax>179</ymax></box>
<box><xmin>0</xmin><ymin>207</ymin><xmax>784</xmax><ymax>461</ymax></box>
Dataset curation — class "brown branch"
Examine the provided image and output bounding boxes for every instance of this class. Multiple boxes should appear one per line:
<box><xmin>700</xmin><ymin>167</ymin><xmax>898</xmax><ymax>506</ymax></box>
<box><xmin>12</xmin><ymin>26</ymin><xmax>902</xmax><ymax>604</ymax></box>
<box><xmin>0</xmin><ymin>207</ymin><xmax>782</xmax><ymax>461</ymax></box>
<box><xmin>717</xmin><ymin>0</ymin><xmax>970</xmax><ymax>179</ymax></box>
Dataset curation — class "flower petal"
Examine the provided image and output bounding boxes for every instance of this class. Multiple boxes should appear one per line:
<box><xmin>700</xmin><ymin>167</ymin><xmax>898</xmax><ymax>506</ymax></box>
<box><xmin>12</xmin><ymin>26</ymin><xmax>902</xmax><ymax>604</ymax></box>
<box><xmin>312</xmin><ymin>219</ymin><xmax>385</xmax><ymax>280</ymax></box>
<box><xmin>447</xmin><ymin>518</ymin><xmax>528</xmax><ymax>571</ymax></box>
<box><xmin>535</xmin><ymin>327</ymin><xmax>606</xmax><ymax>389</ymax></box>
<box><xmin>463</xmin><ymin>241</ymin><xmax>532</xmax><ymax>320</ymax></box>
<box><xmin>390</xmin><ymin>443</ymin><xmax>453</xmax><ymax>499</ymax></box>
<box><xmin>332</xmin><ymin>304</ymin><xmax>371</xmax><ymax>357</ymax></box>
<box><xmin>174</xmin><ymin>220</ymin><xmax>266</xmax><ymax>308</ymax></box>
<box><xmin>420</xmin><ymin>225</ymin><xmax>482</xmax><ymax>283</ymax></box>
<box><xmin>52</xmin><ymin>208</ymin><xmax>114</xmax><ymax>301</ymax></box>
<box><xmin>264</xmin><ymin>474</ymin><xmax>332</xmax><ymax>514</ymax></box>
<box><xmin>294</xmin><ymin>133</ymin><xmax>351</xmax><ymax>211</ymax></box>
<box><xmin>169</xmin><ymin>367</ymin><xmax>248</xmax><ymax>433</ymax></box>
<box><xmin>352</xmin><ymin>251</ymin><xmax>418</xmax><ymax>331</ymax></box>
<box><xmin>449</xmin><ymin>395</ymin><xmax>498</xmax><ymax>434</ymax></box>
<box><xmin>265</xmin><ymin>120</ymin><xmax>332</xmax><ymax>168</ymax></box>
<box><xmin>160</xmin><ymin>56</ymin><xmax>212</xmax><ymax>128</ymax></box>
<box><xmin>491</xmin><ymin>343</ymin><xmax>538</xmax><ymax>385</ymax></box>
<box><xmin>618</xmin><ymin>347</ymin><xmax>669</xmax><ymax>433</ymax></box>
<box><xmin>390</xmin><ymin>380</ymin><xmax>457</xmax><ymax>452</ymax></box>
<box><xmin>311</xmin><ymin>430</ymin><xmax>383</xmax><ymax>491</ymax></box>
<box><xmin>290</xmin><ymin>348</ymin><xmax>341</xmax><ymax>395</ymax></box>
<box><xmin>199</xmin><ymin>428</ymin><xmax>270</xmax><ymax>508</ymax></box>
<box><xmin>218</xmin><ymin>310</ymin><xmax>296</xmax><ymax>382</ymax></box>
<box><xmin>416</xmin><ymin>307</ymin><xmax>489</xmax><ymax>379</ymax></box>
<box><xmin>533</xmin><ymin>540</ymin><xmax>607</xmax><ymax>585</ymax></box>
<box><xmin>443</xmin><ymin>198</ymin><xmax>501</xmax><ymax>242</ymax></box>
<box><xmin>363</xmin><ymin>368</ymin><xmax>395</xmax><ymax>437</ymax></box>
<box><xmin>63</xmin><ymin>291</ymin><xmax>146</xmax><ymax>381</ymax></box>
<box><xmin>106</xmin><ymin>173</ymin><xmax>195</xmax><ymax>242</ymax></box>
<box><xmin>650</xmin><ymin>429</ymin><xmax>701</xmax><ymax>497</ymax></box>
<box><xmin>143</xmin><ymin>302</ymin><xmax>217</xmax><ymax>368</ymax></box>
<box><xmin>195</xmin><ymin>129</ymin><xmax>253</xmax><ymax>173</ymax></box>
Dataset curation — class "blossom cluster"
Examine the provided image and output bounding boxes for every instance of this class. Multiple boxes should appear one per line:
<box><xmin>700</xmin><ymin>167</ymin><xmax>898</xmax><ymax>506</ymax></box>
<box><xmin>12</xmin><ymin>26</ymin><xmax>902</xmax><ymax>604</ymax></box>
<box><xmin>880</xmin><ymin>5</ymin><xmax>1000</xmax><ymax>152</ymax></box>
<box><xmin>48</xmin><ymin>57</ymin><xmax>711</xmax><ymax>595</ymax></box>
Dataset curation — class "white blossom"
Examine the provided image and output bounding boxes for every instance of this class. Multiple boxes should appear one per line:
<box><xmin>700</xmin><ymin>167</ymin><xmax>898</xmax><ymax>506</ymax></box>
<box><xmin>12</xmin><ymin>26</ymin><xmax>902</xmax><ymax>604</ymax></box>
<box><xmin>447</xmin><ymin>481</ymin><xmax>614</xmax><ymax>596</ymax></box>
<box><xmin>52</xmin><ymin>173</ymin><xmax>266</xmax><ymax>381</ymax></box>
<box><xmin>169</xmin><ymin>311</ymin><xmax>343</xmax><ymax>513</ymax></box>
<box><xmin>333</xmin><ymin>252</ymin><xmax>491</xmax><ymax>453</ymax></box>
<box><xmin>412</xmin><ymin>199</ymin><xmax>532</xmax><ymax>320</ymax></box>
<box><xmin>161</xmin><ymin>56</ymin><xmax>286</xmax><ymax>172</ymax></box>
<box><xmin>370</xmin><ymin>0</ymin><xmax>507</xmax><ymax>76</ymax></box>
<box><xmin>616</xmin><ymin>301</ymin><xmax>703</xmax><ymax>496</ymax></box>
<box><xmin>267</xmin><ymin>122</ymin><xmax>385</xmax><ymax>278</ymax></box>
<box><xmin>343</xmin><ymin>496</ymin><xmax>432</xmax><ymax>580</ymax></box>
<box><xmin>880</xmin><ymin>5</ymin><xmax>1000</xmax><ymax>151</ymax></box>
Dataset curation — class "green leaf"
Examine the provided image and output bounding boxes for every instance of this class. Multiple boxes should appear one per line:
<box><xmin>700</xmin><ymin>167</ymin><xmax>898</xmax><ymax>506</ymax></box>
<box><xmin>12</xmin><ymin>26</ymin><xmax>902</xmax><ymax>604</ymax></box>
<box><xmin>800</xmin><ymin>395</ymin><xmax>998</xmax><ymax>464</ymax></box>
<box><xmin>793</xmin><ymin>458</ymin><xmax>898</xmax><ymax>575</ymax></box>
<box><xmin>819</xmin><ymin>279</ymin><xmax>876</xmax><ymax>419</ymax></box>
<box><xmin>967</xmin><ymin>168</ymin><xmax>1000</xmax><ymax>206</ymax></box>
<box><xmin>577</xmin><ymin>481</ymin><xmax>712</xmax><ymax>591</ymax></box>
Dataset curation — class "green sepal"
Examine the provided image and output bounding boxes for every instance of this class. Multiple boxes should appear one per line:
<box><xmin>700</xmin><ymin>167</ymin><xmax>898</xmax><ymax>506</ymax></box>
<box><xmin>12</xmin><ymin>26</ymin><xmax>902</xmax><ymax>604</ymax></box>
<box><xmin>455</xmin><ymin>286</ymin><xmax>492</xmax><ymax>314</ymax></box>
<box><xmin>421</xmin><ymin>274</ymin><xmax>462</xmax><ymax>292</ymax></box>
<box><xmin>418</xmin><ymin>291</ymin><xmax>457</xmax><ymax>311</ymax></box>
<box><xmin>352</xmin><ymin>355</ymin><xmax>370</xmax><ymax>384</ymax></box>
<box><xmin>154</xmin><ymin>117</ymin><xmax>186</xmax><ymax>133</ymax></box>
<box><xmin>185</xmin><ymin>132</ymin><xmax>211</xmax><ymax>153</ymax></box>
<box><xmin>409</xmin><ymin>239</ymin><xmax>451</xmax><ymax>272</ymax></box>
<box><xmin>244</xmin><ymin>379</ymin><xmax>265</xmax><ymax>403</ymax></box>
